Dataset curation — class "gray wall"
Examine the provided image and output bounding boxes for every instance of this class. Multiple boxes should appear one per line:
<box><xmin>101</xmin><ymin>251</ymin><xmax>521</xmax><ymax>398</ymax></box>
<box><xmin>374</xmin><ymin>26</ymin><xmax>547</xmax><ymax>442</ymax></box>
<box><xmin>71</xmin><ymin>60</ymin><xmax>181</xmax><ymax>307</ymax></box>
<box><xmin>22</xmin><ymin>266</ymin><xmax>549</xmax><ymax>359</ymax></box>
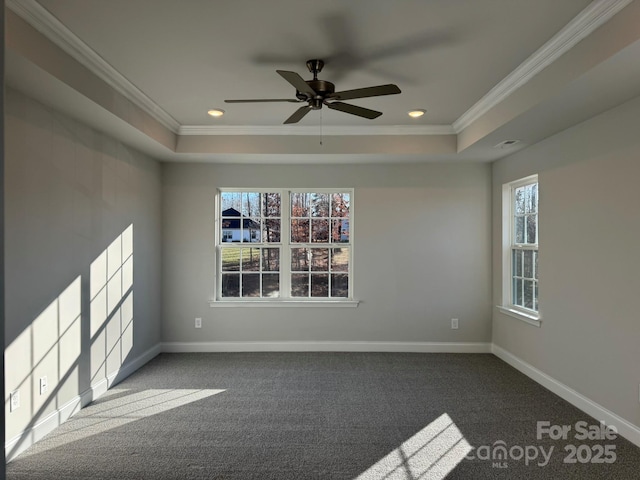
<box><xmin>4</xmin><ymin>88</ymin><xmax>162</xmax><ymax>445</ymax></box>
<box><xmin>492</xmin><ymin>94</ymin><xmax>640</xmax><ymax>428</ymax></box>
<box><xmin>162</xmin><ymin>162</ymin><xmax>492</xmax><ymax>344</ymax></box>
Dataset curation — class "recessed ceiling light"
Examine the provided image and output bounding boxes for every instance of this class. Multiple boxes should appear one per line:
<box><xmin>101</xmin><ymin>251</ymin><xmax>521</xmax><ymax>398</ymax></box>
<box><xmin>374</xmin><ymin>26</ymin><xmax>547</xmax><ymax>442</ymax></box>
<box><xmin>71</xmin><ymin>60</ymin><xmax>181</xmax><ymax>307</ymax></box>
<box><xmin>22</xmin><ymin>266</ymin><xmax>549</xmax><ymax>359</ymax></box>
<box><xmin>408</xmin><ymin>109</ymin><xmax>426</xmax><ymax>118</ymax></box>
<box><xmin>207</xmin><ymin>109</ymin><xmax>225</xmax><ymax>117</ymax></box>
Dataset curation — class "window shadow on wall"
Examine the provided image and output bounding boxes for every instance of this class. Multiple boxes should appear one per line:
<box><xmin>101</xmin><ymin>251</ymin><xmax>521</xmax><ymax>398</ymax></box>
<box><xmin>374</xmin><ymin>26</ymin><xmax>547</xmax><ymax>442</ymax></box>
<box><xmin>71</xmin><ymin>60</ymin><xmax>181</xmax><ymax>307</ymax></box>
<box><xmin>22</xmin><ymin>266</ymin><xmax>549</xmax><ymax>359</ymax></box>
<box><xmin>5</xmin><ymin>224</ymin><xmax>136</xmax><ymax>461</ymax></box>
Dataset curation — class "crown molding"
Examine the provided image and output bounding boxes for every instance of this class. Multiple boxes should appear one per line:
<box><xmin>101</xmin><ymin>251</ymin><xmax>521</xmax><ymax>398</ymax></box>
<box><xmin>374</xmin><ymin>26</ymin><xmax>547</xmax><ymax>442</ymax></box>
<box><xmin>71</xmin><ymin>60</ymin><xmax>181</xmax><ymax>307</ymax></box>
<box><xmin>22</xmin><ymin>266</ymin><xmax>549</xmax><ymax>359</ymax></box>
<box><xmin>9</xmin><ymin>0</ymin><xmax>629</xmax><ymax>139</ymax></box>
<box><xmin>452</xmin><ymin>0</ymin><xmax>633</xmax><ymax>133</ymax></box>
<box><xmin>179</xmin><ymin>124</ymin><xmax>456</xmax><ymax>136</ymax></box>
<box><xmin>7</xmin><ymin>0</ymin><xmax>181</xmax><ymax>133</ymax></box>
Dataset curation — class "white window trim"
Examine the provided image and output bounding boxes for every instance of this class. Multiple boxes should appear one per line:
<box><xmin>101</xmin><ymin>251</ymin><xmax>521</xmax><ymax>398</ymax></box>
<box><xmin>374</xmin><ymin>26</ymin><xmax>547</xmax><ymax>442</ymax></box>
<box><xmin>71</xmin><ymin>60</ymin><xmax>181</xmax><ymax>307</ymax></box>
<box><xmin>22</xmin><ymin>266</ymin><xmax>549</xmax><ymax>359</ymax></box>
<box><xmin>212</xmin><ymin>188</ymin><xmax>357</xmax><ymax>306</ymax></box>
<box><xmin>499</xmin><ymin>175</ymin><xmax>541</xmax><ymax>327</ymax></box>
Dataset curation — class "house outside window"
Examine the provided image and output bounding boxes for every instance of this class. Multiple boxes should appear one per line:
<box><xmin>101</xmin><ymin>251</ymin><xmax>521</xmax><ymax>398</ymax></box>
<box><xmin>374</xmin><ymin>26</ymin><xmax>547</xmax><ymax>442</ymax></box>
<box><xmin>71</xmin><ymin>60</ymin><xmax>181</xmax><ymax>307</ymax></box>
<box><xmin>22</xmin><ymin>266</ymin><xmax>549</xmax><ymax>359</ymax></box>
<box><xmin>216</xmin><ymin>189</ymin><xmax>353</xmax><ymax>302</ymax></box>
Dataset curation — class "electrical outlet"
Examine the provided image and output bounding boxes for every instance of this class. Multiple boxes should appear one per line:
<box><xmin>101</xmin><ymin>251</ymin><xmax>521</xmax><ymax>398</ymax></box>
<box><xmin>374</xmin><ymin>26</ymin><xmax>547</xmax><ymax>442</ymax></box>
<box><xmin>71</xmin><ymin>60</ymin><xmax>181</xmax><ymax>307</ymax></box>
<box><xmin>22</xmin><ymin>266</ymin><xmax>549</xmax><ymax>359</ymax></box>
<box><xmin>40</xmin><ymin>376</ymin><xmax>48</xmax><ymax>395</ymax></box>
<box><xmin>451</xmin><ymin>318</ymin><xmax>459</xmax><ymax>329</ymax></box>
<box><xmin>195</xmin><ymin>317</ymin><xmax>202</xmax><ymax>329</ymax></box>
<box><xmin>10</xmin><ymin>390</ymin><xmax>20</xmax><ymax>412</ymax></box>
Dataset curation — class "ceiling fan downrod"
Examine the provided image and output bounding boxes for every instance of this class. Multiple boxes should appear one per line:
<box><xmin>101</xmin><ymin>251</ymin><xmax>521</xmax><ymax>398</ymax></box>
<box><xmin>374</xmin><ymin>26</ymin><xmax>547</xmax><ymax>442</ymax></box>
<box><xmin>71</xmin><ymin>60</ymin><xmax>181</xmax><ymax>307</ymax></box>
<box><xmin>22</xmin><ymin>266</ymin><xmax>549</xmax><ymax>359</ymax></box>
<box><xmin>306</xmin><ymin>59</ymin><xmax>324</xmax><ymax>80</ymax></box>
<box><xmin>300</xmin><ymin>59</ymin><xmax>335</xmax><ymax>109</ymax></box>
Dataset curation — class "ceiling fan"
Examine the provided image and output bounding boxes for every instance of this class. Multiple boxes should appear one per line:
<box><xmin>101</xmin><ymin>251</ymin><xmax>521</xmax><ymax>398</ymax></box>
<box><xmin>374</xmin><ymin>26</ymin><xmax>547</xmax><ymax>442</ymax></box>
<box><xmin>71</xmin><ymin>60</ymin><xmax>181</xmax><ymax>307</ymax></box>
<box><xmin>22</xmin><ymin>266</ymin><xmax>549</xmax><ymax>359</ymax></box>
<box><xmin>224</xmin><ymin>59</ymin><xmax>401</xmax><ymax>124</ymax></box>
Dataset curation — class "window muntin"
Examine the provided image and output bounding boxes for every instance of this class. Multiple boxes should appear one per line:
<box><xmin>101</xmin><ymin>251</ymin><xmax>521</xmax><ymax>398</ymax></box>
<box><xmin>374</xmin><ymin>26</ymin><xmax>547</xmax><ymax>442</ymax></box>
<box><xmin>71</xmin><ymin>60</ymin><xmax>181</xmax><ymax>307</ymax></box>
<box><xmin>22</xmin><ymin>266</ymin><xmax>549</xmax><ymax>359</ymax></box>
<box><xmin>217</xmin><ymin>189</ymin><xmax>352</xmax><ymax>301</ymax></box>
<box><xmin>510</xmin><ymin>180</ymin><xmax>538</xmax><ymax>313</ymax></box>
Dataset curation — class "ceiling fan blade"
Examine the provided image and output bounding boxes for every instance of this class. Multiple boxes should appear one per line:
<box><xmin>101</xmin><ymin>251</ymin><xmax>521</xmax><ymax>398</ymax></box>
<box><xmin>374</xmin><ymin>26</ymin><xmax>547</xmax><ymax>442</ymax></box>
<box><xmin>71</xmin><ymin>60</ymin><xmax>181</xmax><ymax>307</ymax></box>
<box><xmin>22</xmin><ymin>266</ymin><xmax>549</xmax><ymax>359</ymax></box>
<box><xmin>326</xmin><ymin>101</ymin><xmax>382</xmax><ymax>120</ymax></box>
<box><xmin>225</xmin><ymin>99</ymin><xmax>302</xmax><ymax>103</ymax></box>
<box><xmin>329</xmin><ymin>84</ymin><xmax>401</xmax><ymax>101</ymax></box>
<box><xmin>277</xmin><ymin>70</ymin><xmax>317</xmax><ymax>98</ymax></box>
<box><xmin>284</xmin><ymin>105</ymin><xmax>313</xmax><ymax>124</ymax></box>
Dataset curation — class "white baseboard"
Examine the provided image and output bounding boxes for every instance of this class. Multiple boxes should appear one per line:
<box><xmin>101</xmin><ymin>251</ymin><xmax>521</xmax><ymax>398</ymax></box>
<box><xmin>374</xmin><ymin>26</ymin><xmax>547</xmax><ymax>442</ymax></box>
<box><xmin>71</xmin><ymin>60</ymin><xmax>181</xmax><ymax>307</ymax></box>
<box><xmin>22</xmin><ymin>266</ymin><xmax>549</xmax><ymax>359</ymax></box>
<box><xmin>161</xmin><ymin>341</ymin><xmax>492</xmax><ymax>353</ymax></box>
<box><xmin>5</xmin><ymin>392</ymin><xmax>83</xmax><ymax>462</ymax></box>
<box><xmin>81</xmin><ymin>342</ymin><xmax>162</xmax><ymax>406</ymax></box>
<box><xmin>5</xmin><ymin>343</ymin><xmax>161</xmax><ymax>462</ymax></box>
<box><xmin>492</xmin><ymin>344</ymin><xmax>640</xmax><ymax>448</ymax></box>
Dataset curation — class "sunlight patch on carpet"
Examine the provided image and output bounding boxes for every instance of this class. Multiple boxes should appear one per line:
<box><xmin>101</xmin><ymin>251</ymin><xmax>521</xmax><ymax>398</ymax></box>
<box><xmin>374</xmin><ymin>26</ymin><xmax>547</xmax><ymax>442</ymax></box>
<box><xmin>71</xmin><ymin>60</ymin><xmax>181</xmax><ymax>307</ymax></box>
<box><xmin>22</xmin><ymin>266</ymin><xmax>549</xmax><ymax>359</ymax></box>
<box><xmin>355</xmin><ymin>413</ymin><xmax>471</xmax><ymax>479</ymax></box>
<box><xmin>18</xmin><ymin>388</ymin><xmax>226</xmax><ymax>457</ymax></box>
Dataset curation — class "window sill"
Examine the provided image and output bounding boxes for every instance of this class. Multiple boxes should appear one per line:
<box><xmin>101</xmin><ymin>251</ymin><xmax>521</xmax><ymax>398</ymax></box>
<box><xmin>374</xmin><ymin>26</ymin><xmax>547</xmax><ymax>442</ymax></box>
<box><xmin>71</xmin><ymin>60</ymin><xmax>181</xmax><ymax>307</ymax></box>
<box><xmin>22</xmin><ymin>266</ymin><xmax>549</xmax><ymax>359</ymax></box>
<box><xmin>497</xmin><ymin>306</ymin><xmax>542</xmax><ymax>327</ymax></box>
<box><xmin>209</xmin><ymin>299</ymin><xmax>360</xmax><ymax>308</ymax></box>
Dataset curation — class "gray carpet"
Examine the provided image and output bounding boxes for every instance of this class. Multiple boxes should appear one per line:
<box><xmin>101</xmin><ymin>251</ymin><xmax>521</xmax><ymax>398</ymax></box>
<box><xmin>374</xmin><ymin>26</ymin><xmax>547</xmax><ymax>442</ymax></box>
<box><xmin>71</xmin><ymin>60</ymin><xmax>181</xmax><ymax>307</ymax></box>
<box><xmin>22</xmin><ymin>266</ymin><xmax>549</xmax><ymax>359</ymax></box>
<box><xmin>7</xmin><ymin>353</ymin><xmax>640</xmax><ymax>479</ymax></box>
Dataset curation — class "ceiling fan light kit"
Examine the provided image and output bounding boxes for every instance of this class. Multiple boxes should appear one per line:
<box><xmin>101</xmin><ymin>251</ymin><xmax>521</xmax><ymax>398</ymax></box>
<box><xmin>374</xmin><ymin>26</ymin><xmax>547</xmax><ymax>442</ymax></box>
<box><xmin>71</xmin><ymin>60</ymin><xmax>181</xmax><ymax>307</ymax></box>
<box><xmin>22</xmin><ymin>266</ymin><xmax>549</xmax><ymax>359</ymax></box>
<box><xmin>225</xmin><ymin>59</ymin><xmax>401</xmax><ymax>124</ymax></box>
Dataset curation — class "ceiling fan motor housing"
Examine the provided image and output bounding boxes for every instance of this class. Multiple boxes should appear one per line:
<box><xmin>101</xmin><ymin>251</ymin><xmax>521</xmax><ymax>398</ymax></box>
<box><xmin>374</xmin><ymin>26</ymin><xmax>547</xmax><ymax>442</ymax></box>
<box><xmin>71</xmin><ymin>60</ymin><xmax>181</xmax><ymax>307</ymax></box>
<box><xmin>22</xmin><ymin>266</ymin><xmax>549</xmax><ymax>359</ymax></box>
<box><xmin>296</xmin><ymin>79</ymin><xmax>335</xmax><ymax>108</ymax></box>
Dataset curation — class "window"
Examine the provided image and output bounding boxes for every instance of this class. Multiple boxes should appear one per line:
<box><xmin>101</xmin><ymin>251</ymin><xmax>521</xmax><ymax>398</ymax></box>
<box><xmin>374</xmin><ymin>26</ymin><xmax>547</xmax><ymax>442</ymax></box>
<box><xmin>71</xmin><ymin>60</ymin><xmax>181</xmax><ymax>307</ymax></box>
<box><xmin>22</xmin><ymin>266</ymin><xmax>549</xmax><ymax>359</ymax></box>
<box><xmin>216</xmin><ymin>189</ymin><xmax>353</xmax><ymax>303</ymax></box>
<box><xmin>500</xmin><ymin>175</ymin><xmax>540</xmax><ymax>325</ymax></box>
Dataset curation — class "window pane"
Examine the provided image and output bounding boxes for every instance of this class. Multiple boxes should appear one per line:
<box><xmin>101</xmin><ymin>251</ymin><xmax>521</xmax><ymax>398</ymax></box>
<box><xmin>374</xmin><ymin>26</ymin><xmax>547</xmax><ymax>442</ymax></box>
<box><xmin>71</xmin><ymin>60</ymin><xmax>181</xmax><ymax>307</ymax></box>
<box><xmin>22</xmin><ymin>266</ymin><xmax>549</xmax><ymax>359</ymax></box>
<box><xmin>263</xmin><ymin>219</ymin><xmax>281</xmax><ymax>243</ymax></box>
<box><xmin>291</xmin><ymin>248</ymin><xmax>309</xmax><ymax>272</ymax></box>
<box><xmin>534</xmin><ymin>250</ymin><xmax>539</xmax><ymax>280</ymax></box>
<box><xmin>241</xmin><ymin>192</ymin><xmax>261</xmax><ymax>217</ymax></box>
<box><xmin>263</xmin><ymin>193</ymin><xmax>281</xmax><ymax>217</ymax></box>
<box><xmin>241</xmin><ymin>248</ymin><xmax>260</xmax><ymax>271</ymax></box>
<box><xmin>331</xmin><ymin>248</ymin><xmax>349</xmax><ymax>272</ymax></box>
<box><xmin>221</xmin><ymin>192</ymin><xmax>242</xmax><ymax>212</ymax></box>
<box><xmin>525</xmin><ymin>184</ymin><xmax>538</xmax><ymax>214</ymax></box>
<box><xmin>515</xmin><ymin>216</ymin><xmax>525</xmax><ymax>243</ymax></box>
<box><xmin>523</xmin><ymin>250</ymin><xmax>533</xmax><ymax>278</ymax></box>
<box><xmin>222</xmin><ymin>248</ymin><xmax>241</xmax><ymax>271</ymax></box>
<box><xmin>526</xmin><ymin>215</ymin><xmax>537</xmax><ymax>244</ymax></box>
<box><xmin>262</xmin><ymin>274</ymin><xmax>280</xmax><ymax>298</ymax></box>
<box><xmin>534</xmin><ymin>283</ymin><xmax>539</xmax><ymax>311</ymax></box>
<box><xmin>311</xmin><ymin>274</ymin><xmax>329</xmax><ymax>297</ymax></box>
<box><xmin>331</xmin><ymin>193</ymin><xmax>350</xmax><ymax>218</ymax></box>
<box><xmin>262</xmin><ymin>248</ymin><xmax>280</xmax><ymax>272</ymax></box>
<box><xmin>331</xmin><ymin>274</ymin><xmax>348</xmax><ymax>298</ymax></box>
<box><xmin>311</xmin><ymin>219</ymin><xmax>329</xmax><ymax>243</ymax></box>
<box><xmin>291</xmin><ymin>192</ymin><xmax>310</xmax><ymax>217</ymax></box>
<box><xmin>242</xmin><ymin>218</ymin><xmax>261</xmax><ymax>243</ymax></box>
<box><xmin>514</xmin><ymin>278</ymin><xmax>523</xmax><ymax>306</ymax></box>
<box><xmin>291</xmin><ymin>273</ymin><xmax>309</xmax><ymax>297</ymax></box>
<box><xmin>291</xmin><ymin>219</ymin><xmax>310</xmax><ymax>243</ymax></box>
<box><xmin>310</xmin><ymin>193</ymin><xmax>330</xmax><ymax>217</ymax></box>
<box><xmin>311</xmin><ymin>249</ymin><xmax>329</xmax><ymax>271</ymax></box>
<box><xmin>512</xmin><ymin>249</ymin><xmax>522</xmax><ymax>277</ymax></box>
<box><xmin>514</xmin><ymin>187</ymin><xmax>525</xmax><ymax>215</ymax></box>
<box><xmin>331</xmin><ymin>219</ymin><xmax>349</xmax><ymax>243</ymax></box>
<box><xmin>222</xmin><ymin>274</ymin><xmax>240</xmax><ymax>297</ymax></box>
<box><xmin>523</xmin><ymin>280</ymin><xmax>534</xmax><ymax>309</ymax></box>
<box><xmin>221</xmin><ymin>214</ymin><xmax>241</xmax><ymax>240</ymax></box>
<box><xmin>242</xmin><ymin>274</ymin><xmax>260</xmax><ymax>297</ymax></box>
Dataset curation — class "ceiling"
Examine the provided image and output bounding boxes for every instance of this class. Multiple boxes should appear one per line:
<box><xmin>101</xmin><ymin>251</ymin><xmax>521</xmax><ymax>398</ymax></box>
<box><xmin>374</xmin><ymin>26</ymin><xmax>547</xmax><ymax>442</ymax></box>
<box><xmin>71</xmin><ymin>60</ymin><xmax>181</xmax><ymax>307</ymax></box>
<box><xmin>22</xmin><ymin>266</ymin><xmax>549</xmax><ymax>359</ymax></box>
<box><xmin>5</xmin><ymin>0</ymin><xmax>640</xmax><ymax>163</ymax></box>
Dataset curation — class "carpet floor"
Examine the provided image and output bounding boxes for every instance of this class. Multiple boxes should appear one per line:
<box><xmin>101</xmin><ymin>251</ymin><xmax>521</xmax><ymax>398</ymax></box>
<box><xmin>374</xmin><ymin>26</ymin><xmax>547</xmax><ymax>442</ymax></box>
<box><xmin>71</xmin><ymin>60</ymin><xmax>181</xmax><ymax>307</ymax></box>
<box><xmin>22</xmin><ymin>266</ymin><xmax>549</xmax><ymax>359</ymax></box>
<box><xmin>7</xmin><ymin>352</ymin><xmax>640</xmax><ymax>479</ymax></box>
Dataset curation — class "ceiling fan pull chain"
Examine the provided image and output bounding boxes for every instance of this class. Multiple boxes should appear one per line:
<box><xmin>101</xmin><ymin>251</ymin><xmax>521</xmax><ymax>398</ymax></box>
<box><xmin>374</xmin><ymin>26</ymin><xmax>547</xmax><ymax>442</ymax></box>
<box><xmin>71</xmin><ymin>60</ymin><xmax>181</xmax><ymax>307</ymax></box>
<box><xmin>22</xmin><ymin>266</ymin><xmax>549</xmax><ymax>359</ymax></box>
<box><xmin>320</xmin><ymin>109</ymin><xmax>323</xmax><ymax>146</ymax></box>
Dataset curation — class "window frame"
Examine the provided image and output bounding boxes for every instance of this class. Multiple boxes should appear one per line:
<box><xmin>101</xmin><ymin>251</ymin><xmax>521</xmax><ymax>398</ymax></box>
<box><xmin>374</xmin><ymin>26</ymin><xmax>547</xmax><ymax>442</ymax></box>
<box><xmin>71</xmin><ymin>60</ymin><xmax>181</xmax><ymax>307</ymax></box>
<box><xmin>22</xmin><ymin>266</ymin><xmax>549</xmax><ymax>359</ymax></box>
<box><xmin>212</xmin><ymin>188</ymin><xmax>358</xmax><ymax>307</ymax></box>
<box><xmin>499</xmin><ymin>175</ymin><xmax>541</xmax><ymax>326</ymax></box>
